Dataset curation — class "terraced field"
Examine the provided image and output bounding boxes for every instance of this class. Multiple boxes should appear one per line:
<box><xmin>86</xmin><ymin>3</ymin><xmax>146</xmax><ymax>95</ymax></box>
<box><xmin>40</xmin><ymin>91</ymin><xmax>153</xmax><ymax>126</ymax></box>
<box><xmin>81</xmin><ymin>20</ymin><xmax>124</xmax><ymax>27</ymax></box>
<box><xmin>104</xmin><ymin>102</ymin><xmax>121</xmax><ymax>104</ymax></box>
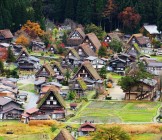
<box><xmin>69</xmin><ymin>101</ymin><xmax>161</xmax><ymax>123</ymax></box>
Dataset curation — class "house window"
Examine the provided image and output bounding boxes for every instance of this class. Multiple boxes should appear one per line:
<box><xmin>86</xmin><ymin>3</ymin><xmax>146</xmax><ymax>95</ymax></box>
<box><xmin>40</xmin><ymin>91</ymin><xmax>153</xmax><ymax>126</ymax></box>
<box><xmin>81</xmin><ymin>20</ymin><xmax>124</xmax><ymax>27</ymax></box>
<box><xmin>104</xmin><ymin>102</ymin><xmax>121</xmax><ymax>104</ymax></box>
<box><xmin>51</xmin><ymin>48</ymin><xmax>53</xmax><ymax>50</ymax></box>
<box><xmin>83</xmin><ymin>70</ymin><xmax>85</xmax><ymax>73</ymax></box>
<box><xmin>43</xmin><ymin>68</ymin><xmax>46</xmax><ymax>72</ymax></box>
<box><xmin>22</xmin><ymin>53</ymin><xmax>25</xmax><ymax>56</ymax></box>
<box><xmin>50</xmin><ymin>96</ymin><xmax>53</xmax><ymax>100</ymax></box>
<box><xmin>53</xmin><ymin>100</ymin><xmax>57</xmax><ymax>105</ymax></box>
<box><xmin>69</xmin><ymin>53</ymin><xmax>72</xmax><ymax>56</ymax></box>
<box><xmin>46</xmin><ymin>101</ymin><xmax>50</xmax><ymax>105</ymax></box>
<box><xmin>86</xmin><ymin>39</ymin><xmax>88</xmax><ymax>42</ymax></box>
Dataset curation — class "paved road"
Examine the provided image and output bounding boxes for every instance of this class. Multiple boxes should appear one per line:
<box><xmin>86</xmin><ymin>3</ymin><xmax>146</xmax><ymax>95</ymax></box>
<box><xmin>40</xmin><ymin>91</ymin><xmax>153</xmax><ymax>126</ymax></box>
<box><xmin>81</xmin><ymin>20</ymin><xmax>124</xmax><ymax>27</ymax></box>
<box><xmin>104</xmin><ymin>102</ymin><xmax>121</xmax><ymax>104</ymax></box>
<box><xmin>20</xmin><ymin>90</ymin><xmax>39</xmax><ymax>110</ymax></box>
<box><xmin>109</xmin><ymin>83</ymin><xmax>125</xmax><ymax>100</ymax></box>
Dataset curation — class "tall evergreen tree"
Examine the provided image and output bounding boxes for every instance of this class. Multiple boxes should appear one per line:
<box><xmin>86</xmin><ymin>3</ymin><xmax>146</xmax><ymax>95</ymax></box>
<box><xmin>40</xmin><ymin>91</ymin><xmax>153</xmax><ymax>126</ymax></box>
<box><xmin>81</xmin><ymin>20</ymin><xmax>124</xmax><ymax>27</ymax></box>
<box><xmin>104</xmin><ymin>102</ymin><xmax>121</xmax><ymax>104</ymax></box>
<box><xmin>65</xmin><ymin>0</ymin><xmax>75</xmax><ymax>20</ymax></box>
<box><xmin>76</xmin><ymin>0</ymin><xmax>93</xmax><ymax>24</ymax></box>
<box><xmin>157</xmin><ymin>0</ymin><xmax>162</xmax><ymax>32</ymax></box>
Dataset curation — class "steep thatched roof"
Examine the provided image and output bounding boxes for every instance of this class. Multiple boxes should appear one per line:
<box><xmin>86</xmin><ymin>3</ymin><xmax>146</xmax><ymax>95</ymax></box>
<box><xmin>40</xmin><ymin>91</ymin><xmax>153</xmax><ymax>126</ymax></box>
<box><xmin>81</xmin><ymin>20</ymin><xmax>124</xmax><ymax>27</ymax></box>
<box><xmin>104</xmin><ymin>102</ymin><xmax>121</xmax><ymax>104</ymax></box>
<box><xmin>77</xmin><ymin>78</ymin><xmax>87</xmax><ymax>90</ymax></box>
<box><xmin>52</xmin><ymin>61</ymin><xmax>65</xmax><ymax>74</ymax></box>
<box><xmin>78</xmin><ymin>43</ymin><xmax>96</xmax><ymax>57</ymax></box>
<box><xmin>16</xmin><ymin>48</ymin><xmax>29</xmax><ymax>61</ymax></box>
<box><xmin>84</xmin><ymin>33</ymin><xmax>101</xmax><ymax>51</ymax></box>
<box><xmin>67</xmin><ymin>28</ymin><xmax>85</xmax><ymax>46</ymax></box>
<box><xmin>67</xmin><ymin>48</ymin><xmax>80</xmax><ymax>59</ymax></box>
<box><xmin>73</xmin><ymin>61</ymin><xmax>101</xmax><ymax>80</ymax></box>
<box><xmin>35</xmin><ymin>63</ymin><xmax>55</xmax><ymax>78</ymax></box>
<box><xmin>54</xmin><ymin>129</ymin><xmax>75</xmax><ymax>140</ymax></box>
<box><xmin>37</xmin><ymin>86</ymin><xmax>66</xmax><ymax>109</ymax></box>
<box><xmin>0</xmin><ymin>29</ymin><xmax>13</xmax><ymax>39</ymax></box>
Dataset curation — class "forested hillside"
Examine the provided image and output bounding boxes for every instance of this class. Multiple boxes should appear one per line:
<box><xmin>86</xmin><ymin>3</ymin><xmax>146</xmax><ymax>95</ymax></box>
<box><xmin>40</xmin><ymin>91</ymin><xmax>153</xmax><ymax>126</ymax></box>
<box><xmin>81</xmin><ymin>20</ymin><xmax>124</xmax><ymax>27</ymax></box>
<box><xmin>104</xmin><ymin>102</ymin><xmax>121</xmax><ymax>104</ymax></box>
<box><xmin>0</xmin><ymin>0</ymin><xmax>162</xmax><ymax>33</ymax></box>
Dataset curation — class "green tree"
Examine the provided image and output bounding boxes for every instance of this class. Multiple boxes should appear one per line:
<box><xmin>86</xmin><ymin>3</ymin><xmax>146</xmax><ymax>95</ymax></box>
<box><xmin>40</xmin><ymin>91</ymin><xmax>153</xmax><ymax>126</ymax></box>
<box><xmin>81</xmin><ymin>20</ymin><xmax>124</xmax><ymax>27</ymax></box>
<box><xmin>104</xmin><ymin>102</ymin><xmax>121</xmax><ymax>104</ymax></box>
<box><xmin>157</xmin><ymin>0</ymin><xmax>162</xmax><ymax>32</ymax></box>
<box><xmin>85</xmin><ymin>24</ymin><xmax>106</xmax><ymax>40</ymax></box>
<box><xmin>109</xmin><ymin>39</ymin><xmax>122</xmax><ymax>53</ymax></box>
<box><xmin>65</xmin><ymin>0</ymin><xmax>75</xmax><ymax>19</ymax></box>
<box><xmin>67</xmin><ymin>90</ymin><xmax>76</xmax><ymax>100</ymax></box>
<box><xmin>62</xmin><ymin>31</ymin><xmax>68</xmax><ymax>45</ymax></box>
<box><xmin>118</xmin><ymin>76</ymin><xmax>135</xmax><ymax>100</ymax></box>
<box><xmin>76</xmin><ymin>0</ymin><xmax>93</xmax><ymax>24</ymax></box>
<box><xmin>6</xmin><ymin>47</ymin><xmax>16</xmax><ymax>63</ymax></box>
<box><xmin>64</xmin><ymin>68</ymin><xmax>71</xmax><ymax>85</ymax></box>
<box><xmin>98</xmin><ymin>46</ymin><xmax>107</xmax><ymax>57</ymax></box>
<box><xmin>0</xmin><ymin>60</ymin><xmax>4</xmax><ymax>74</ymax></box>
<box><xmin>92</xmin><ymin>126</ymin><xmax>130</xmax><ymax>140</ymax></box>
<box><xmin>99</xmin><ymin>66</ymin><xmax>107</xmax><ymax>79</ymax></box>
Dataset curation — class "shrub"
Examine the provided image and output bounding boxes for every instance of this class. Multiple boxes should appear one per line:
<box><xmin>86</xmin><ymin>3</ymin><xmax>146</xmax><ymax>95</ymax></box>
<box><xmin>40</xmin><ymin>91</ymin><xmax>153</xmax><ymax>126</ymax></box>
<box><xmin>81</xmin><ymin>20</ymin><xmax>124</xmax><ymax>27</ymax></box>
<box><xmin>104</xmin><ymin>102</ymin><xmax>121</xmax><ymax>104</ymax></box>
<box><xmin>51</xmin><ymin>125</ymin><xmax>57</xmax><ymax>132</ymax></box>
<box><xmin>107</xmin><ymin>82</ymin><xmax>113</xmax><ymax>88</ymax></box>
<box><xmin>29</xmin><ymin>120</ymin><xmax>57</xmax><ymax>126</ymax></box>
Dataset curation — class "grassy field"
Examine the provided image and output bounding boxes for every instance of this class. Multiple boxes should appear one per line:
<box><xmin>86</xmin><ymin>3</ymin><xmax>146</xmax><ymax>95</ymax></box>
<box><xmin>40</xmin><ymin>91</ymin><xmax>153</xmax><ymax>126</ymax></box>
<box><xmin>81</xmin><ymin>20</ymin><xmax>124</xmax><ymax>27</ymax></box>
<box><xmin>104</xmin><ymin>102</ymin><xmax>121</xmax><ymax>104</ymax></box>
<box><xmin>132</xmin><ymin>133</ymin><xmax>162</xmax><ymax>140</ymax></box>
<box><xmin>18</xmin><ymin>83</ymin><xmax>35</xmax><ymax>93</ymax></box>
<box><xmin>151</xmin><ymin>56</ymin><xmax>162</xmax><ymax>62</ymax></box>
<box><xmin>107</xmin><ymin>72</ymin><xmax>122</xmax><ymax>80</ymax></box>
<box><xmin>0</xmin><ymin>120</ymin><xmax>64</xmax><ymax>140</ymax></box>
<box><xmin>69</xmin><ymin>101</ymin><xmax>161</xmax><ymax>123</ymax></box>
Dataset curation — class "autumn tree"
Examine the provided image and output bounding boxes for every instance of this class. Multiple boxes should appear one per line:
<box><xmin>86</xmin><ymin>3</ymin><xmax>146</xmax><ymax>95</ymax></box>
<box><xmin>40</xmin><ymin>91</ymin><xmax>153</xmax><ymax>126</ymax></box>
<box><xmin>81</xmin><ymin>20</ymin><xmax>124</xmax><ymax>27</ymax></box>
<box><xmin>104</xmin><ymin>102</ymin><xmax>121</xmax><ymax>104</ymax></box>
<box><xmin>91</xmin><ymin>126</ymin><xmax>130</xmax><ymax>140</ymax></box>
<box><xmin>15</xmin><ymin>34</ymin><xmax>30</xmax><ymax>47</ymax></box>
<box><xmin>21</xmin><ymin>20</ymin><xmax>45</xmax><ymax>38</ymax></box>
<box><xmin>118</xmin><ymin>7</ymin><xmax>141</xmax><ymax>33</ymax></box>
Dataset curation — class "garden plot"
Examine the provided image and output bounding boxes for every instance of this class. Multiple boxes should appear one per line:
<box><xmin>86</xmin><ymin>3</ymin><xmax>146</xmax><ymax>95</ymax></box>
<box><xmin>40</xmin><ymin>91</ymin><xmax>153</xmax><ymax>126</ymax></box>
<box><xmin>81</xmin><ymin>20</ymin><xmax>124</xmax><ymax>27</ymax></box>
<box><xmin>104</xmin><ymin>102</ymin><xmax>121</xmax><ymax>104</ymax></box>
<box><xmin>69</xmin><ymin>101</ymin><xmax>161</xmax><ymax>123</ymax></box>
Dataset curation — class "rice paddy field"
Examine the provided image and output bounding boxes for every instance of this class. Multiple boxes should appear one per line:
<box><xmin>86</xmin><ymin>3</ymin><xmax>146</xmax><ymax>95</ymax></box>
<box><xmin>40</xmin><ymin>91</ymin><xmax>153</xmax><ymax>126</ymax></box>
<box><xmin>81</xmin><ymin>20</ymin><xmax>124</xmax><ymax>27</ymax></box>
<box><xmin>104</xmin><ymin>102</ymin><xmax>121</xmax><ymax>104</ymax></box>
<box><xmin>69</xmin><ymin>101</ymin><xmax>161</xmax><ymax>123</ymax></box>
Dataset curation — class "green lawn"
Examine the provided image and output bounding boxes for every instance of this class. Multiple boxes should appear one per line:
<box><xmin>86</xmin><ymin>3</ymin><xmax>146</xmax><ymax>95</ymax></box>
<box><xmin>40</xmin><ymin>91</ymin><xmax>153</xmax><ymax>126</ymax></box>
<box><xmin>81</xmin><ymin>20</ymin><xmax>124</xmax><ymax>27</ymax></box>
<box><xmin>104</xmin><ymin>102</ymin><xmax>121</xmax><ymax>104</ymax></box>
<box><xmin>151</xmin><ymin>56</ymin><xmax>162</xmax><ymax>62</ymax></box>
<box><xmin>107</xmin><ymin>72</ymin><xmax>122</xmax><ymax>80</ymax></box>
<box><xmin>69</xmin><ymin>101</ymin><xmax>161</xmax><ymax>123</ymax></box>
<box><xmin>85</xmin><ymin>91</ymin><xmax>96</xmax><ymax>100</ymax></box>
<box><xmin>18</xmin><ymin>84</ymin><xmax>35</xmax><ymax>93</ymax></box>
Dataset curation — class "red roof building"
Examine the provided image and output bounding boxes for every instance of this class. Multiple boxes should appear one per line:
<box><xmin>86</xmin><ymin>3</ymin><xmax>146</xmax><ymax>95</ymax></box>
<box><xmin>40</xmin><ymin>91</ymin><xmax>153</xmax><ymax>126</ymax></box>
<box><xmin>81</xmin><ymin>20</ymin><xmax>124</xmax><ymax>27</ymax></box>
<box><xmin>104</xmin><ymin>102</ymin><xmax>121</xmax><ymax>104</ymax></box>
<box><xmin>0</xmin><ymin>47</ymin><xmax>8</xmax><ymax>60</ymax></box>
<box><xmin>78</xmin><ymin>122</ymin><xmax>96</xmax><ymax>136</ymax></box>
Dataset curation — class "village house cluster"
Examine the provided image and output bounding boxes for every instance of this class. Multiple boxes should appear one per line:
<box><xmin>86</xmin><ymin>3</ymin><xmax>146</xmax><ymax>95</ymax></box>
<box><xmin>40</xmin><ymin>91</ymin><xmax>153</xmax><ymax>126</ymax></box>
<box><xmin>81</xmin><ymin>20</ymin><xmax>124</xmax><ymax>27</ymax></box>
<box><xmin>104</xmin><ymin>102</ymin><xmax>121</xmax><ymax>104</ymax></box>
<box><xmin>0</xmin><ymin>23</ymin><xmax>162</xmax><ymax>138</ymax></box>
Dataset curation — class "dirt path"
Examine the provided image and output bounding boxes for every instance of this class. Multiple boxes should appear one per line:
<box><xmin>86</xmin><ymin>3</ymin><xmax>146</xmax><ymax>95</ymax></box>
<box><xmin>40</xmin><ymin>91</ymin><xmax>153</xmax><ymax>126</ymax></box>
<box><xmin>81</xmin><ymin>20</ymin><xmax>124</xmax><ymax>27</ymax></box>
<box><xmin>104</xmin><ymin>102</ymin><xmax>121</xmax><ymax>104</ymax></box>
<box><xmin>109</xmin><ymin>83</ymin><xmax>125</xmax><ymax>100</ymax></box>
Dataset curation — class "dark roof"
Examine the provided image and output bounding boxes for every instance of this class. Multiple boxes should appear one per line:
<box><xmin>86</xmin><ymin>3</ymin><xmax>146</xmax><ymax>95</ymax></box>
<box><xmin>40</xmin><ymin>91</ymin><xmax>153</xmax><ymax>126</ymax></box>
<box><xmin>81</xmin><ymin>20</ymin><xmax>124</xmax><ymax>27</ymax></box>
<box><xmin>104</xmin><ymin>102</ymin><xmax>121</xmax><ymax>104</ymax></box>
<box><xmin>84</xmin><ymin>33</ymin><xmax>101</xmax><ymax>51</ymax></box>
<box><xmin>54</xmin><ymin>129</ymin><xmax>75</xmax><ymax>140</ymax></box>
<box><xmin>136</xmin><ymin>36</ymin><xmax>150</xmax><ymax>45</ymax></box>
<box><xmin>1</xmin><ymin>107</ymin><xmax>23</xmax><ymax>114</ymax></box>
<box><xmin>78</xmin><ymin>43</ymin><xmax>96</xmax><ymax>56</ymax></box>
<box><xmin>0</xmin><ymin>29</ymin><xmax>13</xmax><ymax>39</ymax></box>
<box><xmin>37</xmin><ymin>86</ymin><xmax>66</xmax><ymax>109</ymax></box>
<box><xmin>0</xmin><ymin>97</ymin><xmax>12</xmax><ymax>106</ymax></box>
<box><xmin>16</xmin><ymin>48</ymin><xmax>29</xmax><ymax>61</ymax></box>
<box><xmin>140</xmin><ymin>79</ymin><xmax>157</xmax><ymax>87</ymax></box>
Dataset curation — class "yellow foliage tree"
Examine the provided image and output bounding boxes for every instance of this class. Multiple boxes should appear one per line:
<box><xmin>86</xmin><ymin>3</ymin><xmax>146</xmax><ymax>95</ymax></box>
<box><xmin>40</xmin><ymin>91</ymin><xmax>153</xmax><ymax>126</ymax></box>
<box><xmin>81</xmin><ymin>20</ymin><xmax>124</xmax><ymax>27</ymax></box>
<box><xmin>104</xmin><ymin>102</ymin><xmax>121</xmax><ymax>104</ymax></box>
<box><xmin>15</xmin><ymin>35</ymin><xmax>30</xmax><ymax>47</ymax></box>
<box><xmin>21</xmin><ymin>20</ymin><xmax>45</xmax><ymax>38</ymax></box>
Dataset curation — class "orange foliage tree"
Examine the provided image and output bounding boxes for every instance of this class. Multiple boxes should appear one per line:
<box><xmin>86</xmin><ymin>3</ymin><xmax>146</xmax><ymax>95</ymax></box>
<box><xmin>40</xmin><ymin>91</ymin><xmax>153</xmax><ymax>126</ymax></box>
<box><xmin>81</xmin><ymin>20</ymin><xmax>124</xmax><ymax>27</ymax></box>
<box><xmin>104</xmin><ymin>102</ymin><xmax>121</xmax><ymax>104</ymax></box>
<box><xmin>15</xmin><ymin>34</ymin><xmax>30</xmax><ymax>47</ymax></box>
<box><xmin>21</xmin><ymin>20</ymin><xmax>45</xmax><ymax>38</ymax></box>
<box><xmin>118</xmin><ymin>7</ymin><xmax>141</xmax><ymax>31</ymax></box>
